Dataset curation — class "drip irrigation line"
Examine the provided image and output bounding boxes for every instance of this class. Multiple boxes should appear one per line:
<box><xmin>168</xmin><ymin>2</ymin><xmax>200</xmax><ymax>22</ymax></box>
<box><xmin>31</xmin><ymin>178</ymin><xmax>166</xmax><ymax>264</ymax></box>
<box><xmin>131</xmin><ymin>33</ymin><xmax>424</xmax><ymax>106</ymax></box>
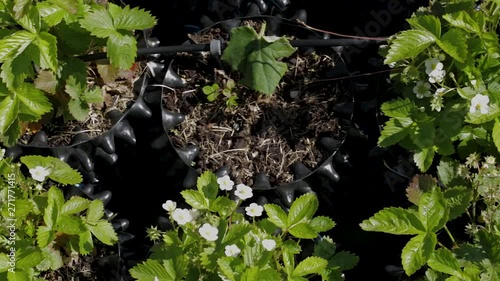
<box><xmin>78</xmin><ymin>38</ymin><xmax>387</xmax><ymax>62</ymax></box>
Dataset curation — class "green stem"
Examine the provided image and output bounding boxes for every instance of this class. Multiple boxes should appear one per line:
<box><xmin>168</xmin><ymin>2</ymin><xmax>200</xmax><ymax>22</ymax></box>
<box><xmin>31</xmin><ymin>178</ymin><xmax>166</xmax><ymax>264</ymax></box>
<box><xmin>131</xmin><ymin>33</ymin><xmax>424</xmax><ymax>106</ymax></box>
<box><xmin>258</xmin><ymin>21</ymin><xmax>267</xmax><ymax>38</ymax></box>
<box><xmin>443</xmin><ymin>225</ymin><xmax>458</xmax><ymax>248</ymax></box>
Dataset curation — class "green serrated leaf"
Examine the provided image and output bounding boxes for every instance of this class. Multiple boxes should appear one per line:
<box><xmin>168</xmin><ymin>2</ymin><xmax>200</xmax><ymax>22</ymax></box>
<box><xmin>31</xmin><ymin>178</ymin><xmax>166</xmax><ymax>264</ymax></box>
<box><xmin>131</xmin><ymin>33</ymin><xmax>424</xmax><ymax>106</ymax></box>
<box><xmin>82</xmin><ymin>87</ymin><xmax>103</xmax><ymax>103</ymax></box>
<box><xmin>407</xmin><ymin>15</ymin><xmax>441</xmax><ymax>38</ymax></box>
<box><xmin>50</xmin><ymin>0</ymin><xmax>79</xmax><ymax>15</ymax></box>
<box><xmin>130</xmin><ymin>259</ymin><xmax>174</xmax><ymax>281</ymax></box>
<box><xmin>181</xmin><ymin>190</ymin><xmax>208</xmax><ymax>210</ymax></box>
<box><xmin>79</xmin><ymin>6</ymin><xmax>114</xmax><ymax>38</ymax></box>
<box><xmin>443</xmin><ymin>186</ymin><xmax>472</xmax><ymax>221</ymax></box>
<box><xmin>381</xmin><ymin>98</ymin><xmax>418</xmax><ymax>118</ymax></box>
<box><xmin>0</xmin><ymin>93</ymin><xmax>19</xmax><ymax>136</ymax></box>
<box><xmin>87</xmin><ymin>220</ymin><xmax>118</xmax><ymax>246</ymax></box>
<box><xmin>436</xmin><ymin>28</ymin><xmax>468</xmax><ymax>63</ymax></box>
<box><xmin>34</xmin><ymin>70</ymin><xmax>57</xmax><ymax>94</ymax></box>
<box><xmin>287</xmin><ymin>193</ymin><xmax>318</xmax><ymax>226</ymax></box>
<box><xmin>419</xmin><ymin>188</ymin><xmax>448</xmax><ymax>232</ymax></box>
<box><xmin>411</xmin><ymin>119</ymin><xmax>435</xmax><ymax>149</ymax></box>
<box><xmin>36</xmin><ymin>225</ymin><xmax>54</xmax><ymax>248</ymax></box>
<box><xmin>442</xmin><ymin>11</ymin><xmax>481</xmax><ymax>34</ymax></box>
<box><xmin>40</xmin><ymin>246</ymin><xmax>63</xmax><ymax>270</ymax></box>
<box><xmin>428</xmin><ymin>248</ymin><xmax>467</xmax><ymax>279</ymax></box>
<box><xmin>288</xmin><ymin>222</ymin><xmax>318</xmax><ymax>239</ymax></box>
<box><xmin>384</xmin><ymin>29</ymin><xmax>436</xmax><ymax>64</ymax></box>
<box><xmin>78</xmin><ymin>230</ymin><xmax>94</xmax><ymax>255</ymax></box>
<box><xmin>359</xmin><ymin>207</ymin><xmax>425</xmax><ymax>235</ymax></box>
<box><xmin>197</xmin><ymin>170</ymin><xmax>219</xmax><ymax>200</ymax></box>
<box><xmin>436</xmin><ymin>159</ymin><xmax>458</xmax><ymax>186</ymax></box>
<box><xmin>16</xmin><ymin>4</ymin><xmax>40</xmax><ymax>34</ymax></box>
<box><xmin>263</xmin><ymin>203</ymin><xmax>288</xmax><ymax>229</ymax></box>
<box><xmin>61</xmin><ymin>196</ymin><xmax>90</xmax><ymax>215</ymax></box>
<box><xmin>331</xmin><ymin>251</ymin><xmax>359</xmax><ymax>271</ymax></box>
<box><xmin>222</xmin><ymin>223</ymin><xmax>252</xmax><ymax>245</ymax></box>
<box><xmin>0</xmin><ymin>31</ymin><xmax>36</xmax><ymax>63</ymax></box>
<box><xmin>292</xmin><ymin>256</ymin><xmax>328</xmax><ymax>277</ymax></box>
<box><xmin>16</xmin><ymin>84</ymin><xmax>52</xmax><ymax>120</ymax></box>
<box><xmin>108</xmin><ymin>3</ymin><xmax>156</xmax><ymax>31</ymax></box>
<box><xmin>33</xmin><ymin>32</ymin><xmax>58</xmax><ymax>72</ymax></box>
<box><xmin>37</xmin><ymin>2</ymin><xmax>65</xmax><ymax>26</ymax></box>
<box><xmin>48</xmin><ymin>158</ymin><xmax>82</xmax><ymax>185</ymax></box>
<box><xmin>107</xmin><ymin>31</ymin><xmax>137</xmax><ymax>70</ymax></box>
<box><xmin>13</xmin><ymin>0</ymin><xmax>31</xmax><ymax>19</ymax></box>
<box><xmin>44</xmin><ymin>186</ymin><xmax>64</xmax><ymax>228</ymax></box>
<box><xmin>56</xmin><ymin>214</ymin><xmax>86</xmax><ymax>235</ymax></box>
<box><xmin>1</xmin><ymin>53</ymin><xmax>35</xmax><ymax>89</ymax></box>
<box><xmin>221</xmin><ymin>25</ymin><xmax>295</xmax><ymax>95</ymax></box>
<box><xmin>414</xmin><ymin>147</ymin><xmax>436</xmax><ymax>172</ymax></box>
<box><xmin>309</xmin><ymin>216</ymin><xmax>335</xmax><ymax>233</ymax></box>
<box><xmin>401</xmin><ymin>233</ymin><xmax>437</xmax><ymax>276</ymax></box>
<box><xmin>16</xmin><ymin>247</ymin><xmax>43</xmax><ymax>270</ymax></box>
<box><xmin>86</xmin><ymin>199</ymin><xmax>104</xmax><ymax>223</ymax></box>
<box><xmin>68</xmin><ymin>98</ymin><xmax>88</xmax><ymax>121</ymax></box>
<box><xmin>378</xmin><ymin>117</ymin><xmax>413</xmax><ymax>147</ymax></box>
<box><xmin>210</xmin><ymin>196</ymin><xmax>237</xmax><ymax>217</ymax></box>
<box><xmin>493</xmin><ymin>119</ymin><xmax>500</xmax><ymax>154</ymax></box>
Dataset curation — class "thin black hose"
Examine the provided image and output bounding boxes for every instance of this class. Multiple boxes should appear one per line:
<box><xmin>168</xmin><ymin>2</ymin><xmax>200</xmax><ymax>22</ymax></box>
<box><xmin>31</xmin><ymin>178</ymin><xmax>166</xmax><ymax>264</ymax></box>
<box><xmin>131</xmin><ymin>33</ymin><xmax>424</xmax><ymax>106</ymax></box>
<box><xmin>77</xmin><ymin>38</ymin><xmax>385</xmax><ymax>62</ymax></box>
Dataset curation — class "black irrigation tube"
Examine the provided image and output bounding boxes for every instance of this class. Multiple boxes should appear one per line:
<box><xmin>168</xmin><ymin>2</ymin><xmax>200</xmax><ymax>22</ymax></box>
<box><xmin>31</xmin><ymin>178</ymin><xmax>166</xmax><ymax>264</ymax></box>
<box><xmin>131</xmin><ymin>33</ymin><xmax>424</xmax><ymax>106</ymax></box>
<box><xmin>78</xmin><ymin>38</ymin><xmax>387</xmax><ymax>62</ymax></box>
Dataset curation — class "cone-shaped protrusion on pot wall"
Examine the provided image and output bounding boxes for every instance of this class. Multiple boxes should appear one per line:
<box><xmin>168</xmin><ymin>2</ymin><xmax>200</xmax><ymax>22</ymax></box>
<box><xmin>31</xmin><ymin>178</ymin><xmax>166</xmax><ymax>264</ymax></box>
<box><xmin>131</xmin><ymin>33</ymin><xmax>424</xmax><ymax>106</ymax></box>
<box><xmin>106</xmin><ymin>109</ymin><xmax>124</xmax><ymax>125</ymax></box>
<box><xmin>29</xmin><ymin>131</ymin><xmax>49</xmax><ymax>146</ymax></box>
<box><xmin>71</xmin><ymin>132</ymin><xmax>92</xmax><ymax>145</ymax></box>
<box><xmin>176</xmin><ymin>145</ymin><xmax>200</xmax><ymax>165</ymax></box>
<box><xmin>317</xmin><ymin>137</ymin><xmax>343</xmax><ymax>155</ymax></box>
<box><xmin>292</xmin><ymin>162</ymin><xmax>313</xmax><ymax>180</ymax></box>
<box><xmin>253</xmin><ymin>172</ymin><xmax>273</xmax><ymax>190</ymax></box>
<box><xmin>275</xmin><ymin>180</ymin><xmax>314</xmax><ymax>207</ymax></box>
<box><xmin>215</xmin><ymin>166</ymin><xmax>230</xmax><ymax>178</ymax></box>
<box><xmin>332</xmin><ymin>102</ymin><xmax>354</xmax><ymax>117</ymax></box>
<box><xmin>112</xmin><ymin>119</ymin><xmax>136</xmax><ymax>145</ymax></box>
<box><xmin>95</xmin><ymin>147</ymin><xmax>118</xmax><ymax>166</ymax></box>
<box><xmin>118</xmin><ymin>232</ymin><xmax>135</xmax><ymax>244</ymax></box>
<box><xmin>92</xmin><ymin>131</ymin><xmax>116</xmax><ymax>154</ymax></box>
<box><xmin>254</xmin><ymin>0</ymin><xmax>268</xmax><ymax>13</ymax></box>
<box><xmin>112</xmin><ymin>219</ymin><xmax>130</xmax><ymax>232</ymax></box>
<box><xmin>128</xmin><ymin>98</ymin><xmax>153</xmax><ymax>119</ymax></box>
<box><xmin>314</xmin><ymin>159</ymin><xmax>340</xmax><ymax>183</ymax></box>
<box><xmin>162</xmin><ymin>110</ymin><xmax>185</xmax><ymax>131</ymax></box>
<box><xmin>4</xmin><ymin>145</ymin><xmax>22</xmax><ymax>159</ymax></box>
<box><xmin>161</xmin><ymin>61</ymin><xmax>187</xmax><ymax>88</ymax></box>
<box><xmin>91</xmin><ymin>190</ymin><xmax>113</xmax><ymax>206</ymax></box>
<box><xmin>183</xmin><ymin>168</ymin><xmax>200</xmax><ymax>189</ymax></box>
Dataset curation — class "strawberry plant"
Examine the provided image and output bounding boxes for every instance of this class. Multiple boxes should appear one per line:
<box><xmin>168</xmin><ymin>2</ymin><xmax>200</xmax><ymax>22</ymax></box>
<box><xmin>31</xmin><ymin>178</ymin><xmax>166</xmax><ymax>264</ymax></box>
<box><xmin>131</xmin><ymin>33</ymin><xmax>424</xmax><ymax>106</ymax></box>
<box><xmin>0</xmin><ymin>0</ymin><xmax>156</xmax><ymax>147</ymax></box>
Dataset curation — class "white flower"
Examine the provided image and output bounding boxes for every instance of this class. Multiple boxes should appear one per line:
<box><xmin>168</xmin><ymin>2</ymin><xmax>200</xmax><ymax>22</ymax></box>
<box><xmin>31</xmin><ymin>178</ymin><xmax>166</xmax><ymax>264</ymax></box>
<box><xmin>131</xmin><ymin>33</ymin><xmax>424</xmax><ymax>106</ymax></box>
<box><xmin>29</xmin><ymin>166</ymin><xmax>50</xmax><ymax>182</ymax></box>
<box><xmin>431</xmin><ymin>95</ymin><xmax>444</xmax><ymax>112</ymax></box>
<box><xmin>189</xmin><ymin>209</ymin><xmax>200</xmax><ymax>221</ymax></box>
<box><xmin>34</xmin><ymin>184</ymin><xmax>43</xmax><ymax>191</ymax></box>
<box><xmin>199</xmin><ymin>223</ymin><xmax>218</xmax><ymax>241</ymax></box>
<box><xmin>0</xmin><ymin>148</ymin><xmax>5</xmax><ymax>160</ymax></box>
<box><xmin>262</xmin><ymin>239</ymin><xmax>276</xmax><ymax>251</ymax></box>
<box><xmin>425</xmin><ymin>58</ymin><xmax>443</xmax><ymax>74</ymax></box>
<box><xmin>434</xmin><ymin>88</ymin><xmax>446</xmax><ymax>96</ymax></box>
<box><xmin>485</xmin><ymin>156</ymin><xmax>496</xmax><ymax>165</ymax></box>
<box><xmin>162</xmin><ymin>200</ymin><xmax>177</xmax><ymax>212</ymax></box>
<box><xmin>154</xmin><ymin>277</ymin><xmax>159</xmax><ymax>281</ymax></box>
<box><xmin>224</xmin><ymin>244</ymin><xmax>241</xmax><ymax>257</ymax></box>
<box><xmin>428</xmin><ymin>69</ymin><xmax>446</xmax><ymax>83</ymax></box>
<box><xmin>412</xmin><ymin>81</ymin><xmax>431</xmax><ymax>99</ymax></box>
<box><xmin>470</xmin><ymin>94</ymin><xmax>490</xmax><ymax>114</ymax></box>
<box><xmin>172</xmin><ymin>208</ymin><xmax>193</xmax><ymax>225</ymax></box>
<box><xmin>217</xmin><ymin>175</ymin><xmax>234</xmax><ymax>191</ymax></box>
<box><xmin>470</xmin><ymin>79</ymin><xmax>477</xmax><ymax>86</ymax></box>
<box><xmin>245</xmin><ymin>203</ymin><xmax>263</xmax><ymax>217</ymax></box>
<box><xmin>234</xmin><ymin>184</ymin><xmax>253</xmax><ymax>200</ymax></box>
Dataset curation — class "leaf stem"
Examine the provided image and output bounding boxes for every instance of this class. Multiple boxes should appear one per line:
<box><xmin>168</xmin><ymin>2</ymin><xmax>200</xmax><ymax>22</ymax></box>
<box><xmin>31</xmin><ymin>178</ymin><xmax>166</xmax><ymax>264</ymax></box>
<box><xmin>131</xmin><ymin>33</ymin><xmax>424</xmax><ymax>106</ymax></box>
<box><xmin>443</xmin><ymin>225</ymin><xmax>457</xmax><ymax>248</ymax></box>
<box><xmin>258</xmin><ymin>21</ymin><xmax>267</xmax><ymax>38</ymax></box>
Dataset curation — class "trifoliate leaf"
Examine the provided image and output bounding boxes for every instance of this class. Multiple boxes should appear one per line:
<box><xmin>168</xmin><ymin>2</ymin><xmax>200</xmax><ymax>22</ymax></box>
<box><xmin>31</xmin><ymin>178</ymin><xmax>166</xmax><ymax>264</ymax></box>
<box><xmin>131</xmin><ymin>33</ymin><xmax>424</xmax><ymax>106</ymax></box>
<box><xmin>129</xmin><ymin>259</ymin><xmax>174</xmax><ymax>281</ymax></box>
<box><xmin>407</xmin><ymin>15</ymin><xmax>441</xmax><ymax>38</ymax></box>
<box><xmin>288</xmin><ymin>193</ymin><xmax>318</xmax><ymax>226</ymax></box>
<box><xmin>384</xmin><ymin>29</ymin><xmax>436</xmax><ymax>64</ymax></box>
<box><xmin>221</xmin><ymin>25</ymin><xmax>296</xmax><ymax>95</ymax></box>
<box><xmin>107</xmin><ymin>31</ymin><xmax>137</xmax><ymax>70</ymax></box>
<box><xmin>401</xmin><ymin>233</ymin><xmax>437</xmax><ymax>276</ymax></box>
<box><xmin>413</xmin><ymin>147</ymin><xmax>436</xmax><ymax>172</ymax></box>
<box><xmin>436</xmin><ymin>28</ymin><xmax>467</xmax><ymax>63</ymax></box>
<box><xmin>264</xmin><ymin>203</ymin><xmax>288</xmax><ymax>229</ymax></box>
<box><xmin>418</xmin><ymin>188</ymin><xmax>448</xmax><ymax>232</ymax></box>
<box><xmin>289</xmin><ymin>222</ymin><xmax>318</xmax><ymax>239</ymax></box>
<box><xmin>381</xmin><ymin>98</ymin><xmax>418</xmax><ymax>118</ymax></box>
<box><xmin>428</xmin><ymin>248</ymin><xmax>467</xmax><ymax>279</ymax></box>
<box><xmin>292</xmin><ymin>256</ymin><xmax>328</xmax><ymax>277</ymax></box>
<box><xmin>378</xmin><ymin>117</ymin><xmax>413</xmax><ymax>147</ymax></box>
<box><xmin>108</xmin><ymin>3</ymin><xmax>156</xmax><ymax>31</ymax></box>
<box><xmin>79</xmin><ymin>7</ymin><xmax>115</xmax><ymax>38</ymax></box>
<box><xmin>359</xmin><ymin>207</ymin><xmax>425</xmax><ymax>235</ymax></box>
<box><xmin>443</xmin><ymin>186</ymin><xmax>472</xmax><ymax>221</ymax></box>
<box><xmin>87</xmin><ymin>220</ymin><xmax>118</xmax><ymax>246</ymax></box>
<box><xmin>309</xmin><ymin>216</ymin><xmax>335</xmax><ymax>232</ymax></box>
<box><xmin>0</xmin><ymin>30</ymin><xmax>36</xmax><ymax>63</ymax></box>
